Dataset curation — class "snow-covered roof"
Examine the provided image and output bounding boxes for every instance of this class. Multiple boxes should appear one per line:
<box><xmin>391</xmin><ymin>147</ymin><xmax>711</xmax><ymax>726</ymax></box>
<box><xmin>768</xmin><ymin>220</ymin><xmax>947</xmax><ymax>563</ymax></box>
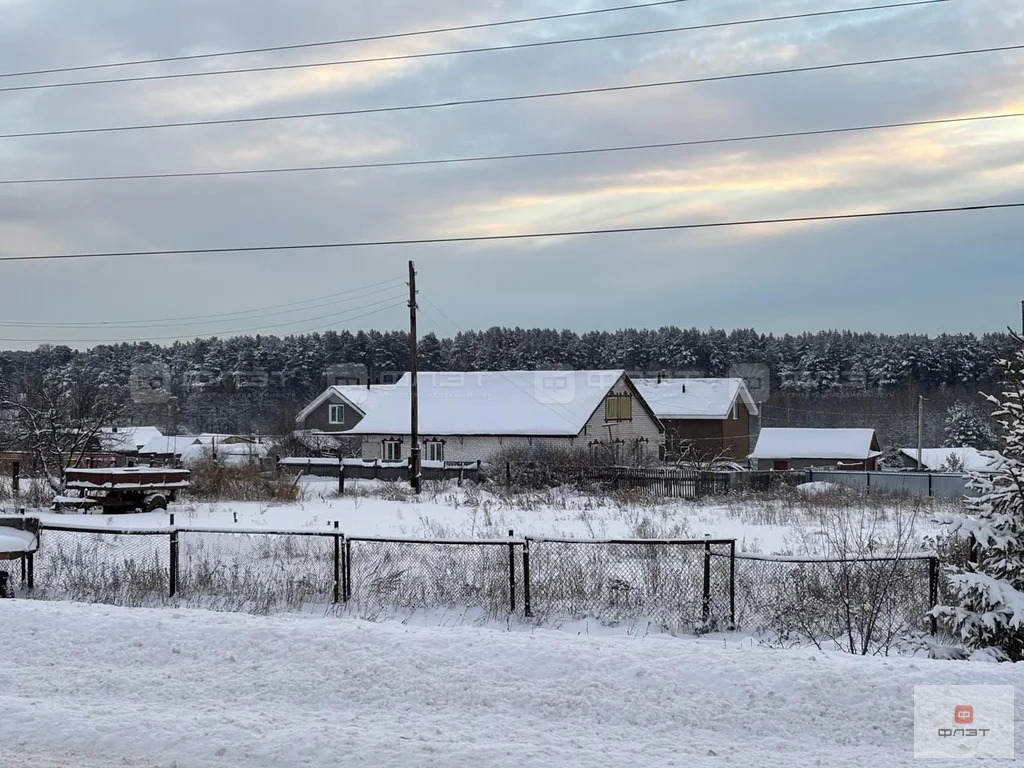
<box><xmin>295</xmin><ymin>384</ymin><xmax>399</xmax><ymax>424</ymax></box>
<box><xmin>751</xmin><ymin>428</ymin><xmax>881</xmax><ymax>460</ymax></box>
<box><xmin>899</xmin><ymin>447</ymin><xmax>1005</xmax><ymax>473</ymax></box>
<box><xmin>347</xmin><ymin>370</ymin><xmax>639</xmax><ymax>437</ymax></box>
<box><xmin>140</xmin><ymin>435</ymin><xmax>201</xmax><ymax>456</ymax></box>
<box><xmin>181</xmin><ymin>442</ymin><xmax>269</xmax><ymax>466</ymax></box>
<box><xmin>98</xmin><ymin>426</ymin><xmax>163</xmax><ymax>453</ymax></box>
<box><xmin>195</xmin><ymin>434</ymin><xmax>256</xmax><ymax>445</ymax></box>
<box><xmin>633</xmin><ymin>378</ymin><xmax>759</xmax><ymax>420</ymax></box>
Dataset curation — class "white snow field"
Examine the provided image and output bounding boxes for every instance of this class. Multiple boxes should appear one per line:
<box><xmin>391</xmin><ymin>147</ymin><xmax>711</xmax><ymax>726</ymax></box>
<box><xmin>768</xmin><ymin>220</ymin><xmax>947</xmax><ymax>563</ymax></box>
<box><xmin>1</xmin><ymin>601</ymin><xmax>1019</xmax><ymax>768</ymax></box>
<box><xmin>23</xmin><ymin>477</ymin><xmax>947</xmax><ymax>555</ymax></box>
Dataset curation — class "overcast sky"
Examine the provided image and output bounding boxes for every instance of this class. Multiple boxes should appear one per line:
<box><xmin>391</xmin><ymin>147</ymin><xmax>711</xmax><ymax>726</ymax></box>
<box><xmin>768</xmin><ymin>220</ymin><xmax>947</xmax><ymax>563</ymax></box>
<box><xmin>0</xmin><ymin>0</ymin><xmax>1022</xmax><ymax>350</ymax></box>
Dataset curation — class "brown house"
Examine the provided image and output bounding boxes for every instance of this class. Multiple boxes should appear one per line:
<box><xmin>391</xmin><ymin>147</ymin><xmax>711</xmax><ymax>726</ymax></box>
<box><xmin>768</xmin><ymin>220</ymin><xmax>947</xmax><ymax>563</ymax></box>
<box><xmin>633</xmin><ymin>378</ymin><xmax>759</xmax><ymax>461</ymax></box>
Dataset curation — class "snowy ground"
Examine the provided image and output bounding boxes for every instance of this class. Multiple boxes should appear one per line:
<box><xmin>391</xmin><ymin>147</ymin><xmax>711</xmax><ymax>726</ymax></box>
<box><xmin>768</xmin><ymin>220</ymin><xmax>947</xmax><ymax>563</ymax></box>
<box><xmin>1</xmin><ymin>600</ymin><xmax>1018</xmax><ymax>767</ymax></box>
<box><xmin>16</xmin><ymin>477</ymin><xmax>951</xmax><ymax>555</ymax></box>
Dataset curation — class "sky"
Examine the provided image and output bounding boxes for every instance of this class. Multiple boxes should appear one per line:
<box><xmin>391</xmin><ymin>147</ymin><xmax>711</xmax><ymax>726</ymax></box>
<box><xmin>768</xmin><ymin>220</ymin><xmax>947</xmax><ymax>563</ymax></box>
<box><xmin>0</xmin><ymin>0</ymin><xmax>1022</xmax><ymax>350</ymax></box>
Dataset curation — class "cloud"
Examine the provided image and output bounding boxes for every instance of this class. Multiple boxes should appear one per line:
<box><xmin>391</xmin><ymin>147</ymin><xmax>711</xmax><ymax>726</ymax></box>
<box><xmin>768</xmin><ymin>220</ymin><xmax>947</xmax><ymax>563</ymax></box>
<box><xmin>0</xmin><ymin>0</ymin><xmax>1021</xmax><ymax>350</ymax></box>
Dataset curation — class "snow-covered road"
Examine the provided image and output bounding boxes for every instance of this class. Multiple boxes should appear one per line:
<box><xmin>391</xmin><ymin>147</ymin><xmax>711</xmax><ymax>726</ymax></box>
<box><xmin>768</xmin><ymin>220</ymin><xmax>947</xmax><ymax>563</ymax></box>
<box><xmin>1</xmin><ymin>601</ymin><xmax>1019</xmax><ymax>767</ymax></box>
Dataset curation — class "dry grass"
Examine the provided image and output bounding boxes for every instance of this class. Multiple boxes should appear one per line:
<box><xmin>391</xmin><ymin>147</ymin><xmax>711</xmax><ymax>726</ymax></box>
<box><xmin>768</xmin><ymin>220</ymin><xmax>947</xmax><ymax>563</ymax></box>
<box><xmin>185</xmin><ymin>461</ymin><xmax>300</xmax><ymax>503</ymax></box>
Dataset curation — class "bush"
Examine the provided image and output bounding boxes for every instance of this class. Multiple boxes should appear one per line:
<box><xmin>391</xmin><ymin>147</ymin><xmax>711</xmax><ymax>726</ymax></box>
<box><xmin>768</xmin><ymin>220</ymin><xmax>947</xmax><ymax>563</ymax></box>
<box><xmin>490</xmin><ymin>446</ymin><xmax>605</xmax><ymax>490</ymax></box>
<box><xmin>184</xmin><ymin>460</ymin><xmax>300</xmax><ymax>503</ymax></box>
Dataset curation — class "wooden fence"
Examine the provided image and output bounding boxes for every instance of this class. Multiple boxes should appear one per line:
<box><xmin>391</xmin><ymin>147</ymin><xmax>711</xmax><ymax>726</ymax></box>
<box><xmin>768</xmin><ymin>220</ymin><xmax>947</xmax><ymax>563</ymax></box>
<box><xmin>578</xmin><ymin>466</ymin><xmax>731</xmax><ymax>499</ymax></box>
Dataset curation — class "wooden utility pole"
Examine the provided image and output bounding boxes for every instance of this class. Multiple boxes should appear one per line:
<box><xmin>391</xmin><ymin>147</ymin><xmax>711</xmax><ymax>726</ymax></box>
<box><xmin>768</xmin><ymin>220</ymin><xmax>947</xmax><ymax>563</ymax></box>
<box><xmin>917</xmin><ymin>395</ymin><xmax>925</xmax><ymax>471</ymax></box>
<box><xmin>408</xmin><ymin>260</ymin><xmax>421</xmax><ymax>494</ymax></box>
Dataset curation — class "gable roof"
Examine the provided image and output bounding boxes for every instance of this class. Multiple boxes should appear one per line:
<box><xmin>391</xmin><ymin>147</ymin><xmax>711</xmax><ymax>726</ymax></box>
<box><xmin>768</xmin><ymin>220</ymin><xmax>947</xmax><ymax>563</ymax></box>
<box><xmin>899</xmin><ymin>447</ymin><xmax>1005</xmax><ymax>473</ymax></box>
<box><xmin>751</xmin><ymin>428</ymin><xmax>881</xmax><ymax>460</ymax></box>
<box><xmin>139</xmin><ymin>435</ymin><xmax>201</xmax><ymax>456</ymax></box>
<box><xmin>346</xmin><ymin>370</ymin><xmax>651</xmax><ymax>437</ymax></box>
<box><xmin>295</xmin><ymin>384</ymin><xmax>399</xmax><ymax>423</ymax></box>
<box><xmin>633</xmin><ymin>378</ymin><xmax>759</xmax><ymax>420</ymax></box>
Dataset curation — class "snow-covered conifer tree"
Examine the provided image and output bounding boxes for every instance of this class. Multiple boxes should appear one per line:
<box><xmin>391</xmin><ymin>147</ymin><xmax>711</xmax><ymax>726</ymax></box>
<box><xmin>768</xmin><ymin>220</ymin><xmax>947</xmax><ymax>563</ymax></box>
<box><xmin>943</xmin><ymin>401</ymin><xmax>998</xmax><ymax>450</ymax></box>
<box><xmin>938</xmin><ymin>333</ymin><xmax>1024</xmax><ymax>661</ymax></box>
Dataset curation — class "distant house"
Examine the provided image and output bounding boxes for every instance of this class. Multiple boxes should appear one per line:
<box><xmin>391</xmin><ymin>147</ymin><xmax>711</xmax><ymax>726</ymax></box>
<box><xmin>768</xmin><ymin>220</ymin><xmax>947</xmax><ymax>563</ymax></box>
<box><xmin>295</xmin><ymin>384</ymin><xmax>399</xmax><ymax>434</ymax></box>
<box><xmin>897</xmin><ymin>447</ymin><xmax>1005</xmax><ymax>473</ymax></box>
<box><xmin>345</xmin><ymin>370</ymin><xmax>665</xmax><ymax>464</ymax></box>
<box><xmin>181</xmin><ymin>440</ymin><xmax>268</xmax><ymax>467</ymax></box>
<box><xmin>750</xmin><ymin>428</ymin><xmax>882</xmax><ymax>471</ymax></box>
<box><xmin>138</xmin><ymin>433</ymin><xmax>256</xmax><ymax>465</ymax></box>
<box><xmin>633</xmin><ymin>378</ymin><xmax>759</xmax><ymax>461</ymax></box>
<box><xmin>98</xmin><ymin>426</ymin><xmax>163</xmax><ymax>456</ymax></box>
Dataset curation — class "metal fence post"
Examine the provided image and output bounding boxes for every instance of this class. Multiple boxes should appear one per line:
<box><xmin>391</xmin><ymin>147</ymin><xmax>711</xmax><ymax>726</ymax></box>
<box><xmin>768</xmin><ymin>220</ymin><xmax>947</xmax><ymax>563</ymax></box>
<box><xmin>508</xmin><ymin>529</ymin><xmax>517</xmax><ymax>614</ymax></box>
<box><xmin>11</xmin><ymin>461</ymin><xmax>19</xmax><ymax>495</ymax></box>
<box><xmin>928</xmin><ymin>473</ymin><xmax>934</xmax><ymax>498</ymax></box>
<box><xmin>702</xmin><ymin>539</ymin><xmax>712</xmax><ymax>625</ymax></box>
<box><xmin>729</xmin><ymin>540</ymin><xmax>736</xmax><ymax>630</ymax></box>
<box><xmin>169</xmin><ymin>512</ymin><xmax>178</xmax><ymax>598</ymax></box>
<box><xmin>338</xmin><ymin>464</ymin><xmax>345</xmax><ymax>496</ymax></box>
<box><xmin>522</xmin><ymin>537</ymin><xmax>532</xmax><ymax>618</ymax></box>
<box><xmin>928</xmin><ymin>556</ymin><xmax>939</xmax><ymax>635</ymax></box>
<box><xmin>333</xmin><ymin>521</ymin><xmax>341</xmax><ymax>604</ymax></box>
<box><xmin>26</xmin><ymin>553</ymin><xmax>33</xmax><ymax>590</ymax></box>
<box><xmin>344</xmin><ymin>538</ymin><xmax>353</xmax><ymax>601</ymax></box>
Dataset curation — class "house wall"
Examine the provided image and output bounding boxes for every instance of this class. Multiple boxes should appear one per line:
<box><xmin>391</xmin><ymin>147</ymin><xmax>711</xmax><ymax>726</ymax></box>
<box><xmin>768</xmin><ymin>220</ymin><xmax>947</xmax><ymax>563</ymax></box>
<box><xmin>355</xmin><ymin>374</ymin><xmax>664</xmax><ymax>464</ymax></box>
<box><xmin>300</xmin><ymin>393</ymin><xmax>365</xmax><ymax>433</ymax></box>
<box><xmin>663</xmin><ymin>419</ymin><xmax>722</xmax><ymax>459</ymax></box>
<box><xmin>722</xmin><ymin>401</ymin><xmax>752</xmax><ymax>459</ymax></box>
<box><xmin>660</xmin><ymin>401</ymin><xmax>752</xmax><ymax>460</ymax></box>
<box><xmin>754</xmin><ymin>457</ymin><xmax>877</xmax><ymax>471</ymax></box>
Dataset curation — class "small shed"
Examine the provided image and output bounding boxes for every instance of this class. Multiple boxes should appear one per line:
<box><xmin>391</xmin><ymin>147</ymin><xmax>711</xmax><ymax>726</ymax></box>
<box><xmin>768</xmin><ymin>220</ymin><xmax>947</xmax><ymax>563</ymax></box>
<box><xmin>750</xmin><ymin>428</ymin><xmax>882</xmax><ymax>471</ymax></box>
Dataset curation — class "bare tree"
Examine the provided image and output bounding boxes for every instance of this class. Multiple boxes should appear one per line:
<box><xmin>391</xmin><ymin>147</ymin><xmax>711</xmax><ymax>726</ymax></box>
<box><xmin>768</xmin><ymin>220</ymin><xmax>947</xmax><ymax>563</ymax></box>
<box><xmin>1</xmin><ymin>362</ymin><xmax>127</xmax><ymax>490</ymax></box>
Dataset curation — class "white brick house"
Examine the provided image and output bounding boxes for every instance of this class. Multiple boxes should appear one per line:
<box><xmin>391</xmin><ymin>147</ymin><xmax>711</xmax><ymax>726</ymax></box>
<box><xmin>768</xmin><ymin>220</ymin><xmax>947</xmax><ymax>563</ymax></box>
<box><xmin>345</xmin><ymin>370</ymin><xmax>664</xmax><ymax>464</ymax></box>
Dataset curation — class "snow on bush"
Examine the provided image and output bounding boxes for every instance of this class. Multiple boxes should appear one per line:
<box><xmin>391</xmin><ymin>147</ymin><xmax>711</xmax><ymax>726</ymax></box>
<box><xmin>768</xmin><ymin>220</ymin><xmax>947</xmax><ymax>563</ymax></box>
<box><xmin>936</xmin><ymin>333</ymin><xmax>1024</xmax><ymax>661</ymax></box>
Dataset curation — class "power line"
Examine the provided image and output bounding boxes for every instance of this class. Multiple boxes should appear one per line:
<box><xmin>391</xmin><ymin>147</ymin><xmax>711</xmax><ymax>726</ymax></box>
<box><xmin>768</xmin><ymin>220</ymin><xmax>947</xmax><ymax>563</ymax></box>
<box><xmin>0</xmin><ymin>2</ymin><xmax>946</xmax><ymax>95</ymax></box>
<box><xmin>0</xmin><ymin>286</ymin><xmax>408</xmax><ymax>329</ymax></box>
<box><xmin>1</xmin><ymin>203</ymin><xmax>1020</xmax><ymax>264</ymax></box>
<box><xmin>4</xmin><ymin>43</ymin><xmax>1020</xmax><ymax>141</ymax></box>
<box><xmin>0</xmin><ymin>0</ymin><xmax>692</xmax><ymax>80</ymax></box>
<box><xmin>0</xmin><ymin>299</ymin><xmax>408</xmax><ymax>344</ymax></box>
<box><xmin>3</xmin><ymin>110</ymin><xmax>1018</xmax><ymax>186</ymax></box>
<box><xmin>0</xmin><ymin>280</ymin><xmax>403</xmax><ymax>329</ymax></box>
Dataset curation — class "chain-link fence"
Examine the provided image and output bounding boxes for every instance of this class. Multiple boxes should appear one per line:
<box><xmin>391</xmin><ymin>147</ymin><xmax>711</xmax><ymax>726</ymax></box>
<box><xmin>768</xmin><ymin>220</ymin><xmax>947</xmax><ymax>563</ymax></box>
<box><xmin>346</xmin><ymin>536</ymin><xmax>517</xmax><ymax>617</ymax></box>
<box><xmin>523</xmin><ymin>538</ymin><xmax>735</xmax><ymax>632</ymax></box>
<box><xmin>31</xmin><ymin>526</ymin><xmax>168</xmax><ymax>606</ymax></box>
<box><xmin>19</xmin><ymin>522</ymin><xmax>944</xmax><ymax>650</ymax></box>
<box><xmin>729</xmin><ymin>552</ymin><xmax>938</xmax><ymax>653</ymax></box>
<box><xmin>177</xmin><ymin>530</ymin><xmax>337</xmax><ymax>614</ymax></box>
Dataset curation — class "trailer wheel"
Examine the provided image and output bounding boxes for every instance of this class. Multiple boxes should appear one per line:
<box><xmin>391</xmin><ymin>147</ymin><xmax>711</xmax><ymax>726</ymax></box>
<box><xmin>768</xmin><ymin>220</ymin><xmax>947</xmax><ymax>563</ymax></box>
<box><xmin>144</xmin><ymin>493</ymin><xmax>168</xmax><ymax>512</ymax></box>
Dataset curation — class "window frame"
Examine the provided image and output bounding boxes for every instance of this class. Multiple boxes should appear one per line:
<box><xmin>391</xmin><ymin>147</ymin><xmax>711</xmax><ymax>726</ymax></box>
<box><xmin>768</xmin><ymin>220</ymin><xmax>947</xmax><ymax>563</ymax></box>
<box><xmin>425</xmin><ymin>440</ymin><xmax>445</xmax><ymax>463</ymax></box>
<box><xmin>328</xmin><ymin>403</ymin><xmax>346</xmax><ymax>425</ymax></box>
<box><xmin>382</xmin><ymin>438</ymin><xmax>402</xmax><ymax>462</ymax></box>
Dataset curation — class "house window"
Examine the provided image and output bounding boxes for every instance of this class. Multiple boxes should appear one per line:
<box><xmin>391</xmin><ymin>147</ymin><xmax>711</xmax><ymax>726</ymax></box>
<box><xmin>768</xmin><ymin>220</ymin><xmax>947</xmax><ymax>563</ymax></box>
<box><xmin>328</xmin><ymin>404</ymin><xmax>346</xmax><ymax>424</ymax></box>
<box><xmin>382</xmin><ymin>439</ymin><xmax>402</xmax><ymax>461</ymax></box>
<box><xmin>425</xmin><ymin>440</ymin><xmax>444</xmax><ymax>462</ymax></box>
<box><xmin>604</xmin><ymin>393</ymin><xmax>632</xmax><ymax>422</ymax></box>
